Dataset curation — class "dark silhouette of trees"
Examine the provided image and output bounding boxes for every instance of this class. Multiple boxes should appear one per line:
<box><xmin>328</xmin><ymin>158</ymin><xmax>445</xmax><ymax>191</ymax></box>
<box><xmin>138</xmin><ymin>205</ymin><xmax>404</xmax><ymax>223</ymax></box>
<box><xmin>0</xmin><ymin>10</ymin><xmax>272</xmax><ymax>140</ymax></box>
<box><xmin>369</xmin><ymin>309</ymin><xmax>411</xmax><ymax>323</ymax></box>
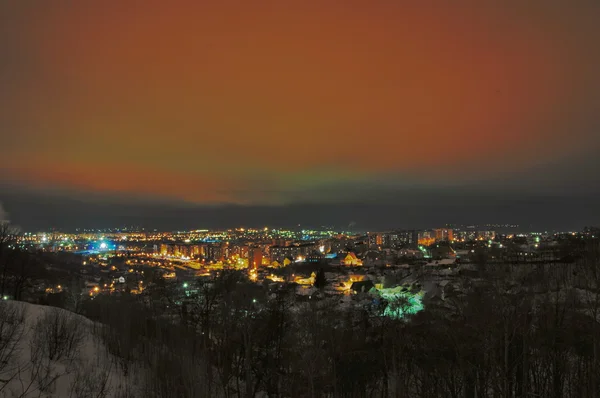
<box><xmin>74</xmin><ymin>256</ymin><xmax>600</xmax><ymax>397</ymax></box>
<box><xmin>0</xmin><ymin>301</ymin><xmax>25</xmax><ymax>394</ymax></box>
<box><xmin>314</xmin><ymin>268</ymin><xmax>327</xmax><ymax>289</ymax></box>
<box><xmin>2</xmin><ymin>237</ymin><xmax>600</xmax><ymax>397</ymax></box>
<box><xmin>0</xmin><ymin>222</ymin><xmax>17</xmax><ymax>298</ymax></box>
<box><xmin>31</xmin><ymin>307</ymin><xmax>84</xmax><ymax>361</ymax></box>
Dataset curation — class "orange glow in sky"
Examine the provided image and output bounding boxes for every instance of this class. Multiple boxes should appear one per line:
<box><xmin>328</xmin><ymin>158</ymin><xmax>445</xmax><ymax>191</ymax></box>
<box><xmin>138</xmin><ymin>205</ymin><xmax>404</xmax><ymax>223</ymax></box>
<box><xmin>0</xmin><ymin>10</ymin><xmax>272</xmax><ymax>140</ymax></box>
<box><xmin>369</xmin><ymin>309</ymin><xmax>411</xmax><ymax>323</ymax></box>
<box><xmin>1</xmin><ymin>1</ymin><xmax>599</xmax><ymax>204</ymax></box>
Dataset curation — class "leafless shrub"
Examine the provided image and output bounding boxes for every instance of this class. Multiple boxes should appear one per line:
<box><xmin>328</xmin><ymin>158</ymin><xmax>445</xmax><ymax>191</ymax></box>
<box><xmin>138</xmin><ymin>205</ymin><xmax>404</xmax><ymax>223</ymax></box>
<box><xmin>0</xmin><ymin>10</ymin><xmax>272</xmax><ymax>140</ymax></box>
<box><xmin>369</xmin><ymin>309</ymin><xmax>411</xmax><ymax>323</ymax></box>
<box><xmin>68</xmin><ymin>361</ymin><xmax>111</xmax><ymax>398</ymax></box>
<box><xmin>28</xmin><ymin>343</ymin><xmax>58</xmax><ymax>394</ymax></box>
<box><xmin>64</xmin><ymin>281</ymin><xmax>86</xmax><ymax>315</ymax></box>
<box><xmin>98</xmin><ymin>325</ymin><xmax>133</xmax><ymax>376</ymax></box>
<box><xmin>30</xmin><ymin>307</ymin><xmax>85</xmax><ymax>361</ymax></box>
<box><xmin>141</xmin><ymin>348</ymin><xmax>208</xmax><ymax>398</ymax></box>
<box><xmin>0</xmin><ymin>302</ymin><xmax>25</xmax><ymax>392</ymax></box>
<box><xmin>23</xmin><ymin>308</ymin><xmax>84</xmax><ymax>394</ymax></box>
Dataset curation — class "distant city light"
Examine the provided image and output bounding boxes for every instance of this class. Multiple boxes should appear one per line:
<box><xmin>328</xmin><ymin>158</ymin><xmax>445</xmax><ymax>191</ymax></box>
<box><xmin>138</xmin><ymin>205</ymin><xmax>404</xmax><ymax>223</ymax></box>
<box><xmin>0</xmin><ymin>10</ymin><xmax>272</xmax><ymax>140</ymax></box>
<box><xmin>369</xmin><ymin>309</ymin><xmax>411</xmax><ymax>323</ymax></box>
<box><xmin>99</xmin><ymin>242</ymin><xmax>108</xmax><ymax>250</ymax></box>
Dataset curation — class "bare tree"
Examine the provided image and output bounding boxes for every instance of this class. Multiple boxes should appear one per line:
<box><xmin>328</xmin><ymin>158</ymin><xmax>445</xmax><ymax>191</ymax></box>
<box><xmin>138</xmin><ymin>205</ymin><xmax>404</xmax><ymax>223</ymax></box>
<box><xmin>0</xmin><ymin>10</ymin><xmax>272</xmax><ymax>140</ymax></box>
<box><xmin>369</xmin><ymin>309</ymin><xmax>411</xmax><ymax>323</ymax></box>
<box><xmin>0</xmin><ymin>222</ymin><xmax>19</xmax><ymax>298</ymax></box>
<box><xmin>64</xmin><ymin>279</ymin><xmax>85</xmax><ymax>314</ymax></box>
<box><xmin>68</xmin><ymin>361</ymin><xmax>112</xmax><ymax>398</ymax></box>
<box><xmin>31</xmin><ymin>307</ymin><xmax>85</xmax><ymax>362</ymax></box>
<box><xmin>0</xmin><ymin>301</ymin><xmax>26</xmax><ymax>393</ymax></box>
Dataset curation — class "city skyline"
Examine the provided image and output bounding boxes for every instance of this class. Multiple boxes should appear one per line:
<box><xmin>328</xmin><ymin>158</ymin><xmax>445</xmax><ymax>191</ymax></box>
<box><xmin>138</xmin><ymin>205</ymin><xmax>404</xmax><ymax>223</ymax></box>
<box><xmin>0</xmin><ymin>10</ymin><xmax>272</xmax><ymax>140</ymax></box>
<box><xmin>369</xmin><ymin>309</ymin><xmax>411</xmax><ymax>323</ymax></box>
<box><xmin>1</xmin><ymin>2</ymin><xmax>600</xmax><ymax>230</ymax></box>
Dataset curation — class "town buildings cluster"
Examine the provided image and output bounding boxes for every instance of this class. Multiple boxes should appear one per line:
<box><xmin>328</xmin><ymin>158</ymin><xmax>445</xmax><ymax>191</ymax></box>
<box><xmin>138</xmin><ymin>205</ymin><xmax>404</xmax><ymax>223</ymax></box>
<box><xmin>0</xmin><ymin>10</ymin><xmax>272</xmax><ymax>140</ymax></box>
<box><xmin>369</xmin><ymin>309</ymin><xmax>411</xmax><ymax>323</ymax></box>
<box><xmin>12</xmin><ymin>225</ymin><xmax>599</xmax><ymax>301</ymax></box>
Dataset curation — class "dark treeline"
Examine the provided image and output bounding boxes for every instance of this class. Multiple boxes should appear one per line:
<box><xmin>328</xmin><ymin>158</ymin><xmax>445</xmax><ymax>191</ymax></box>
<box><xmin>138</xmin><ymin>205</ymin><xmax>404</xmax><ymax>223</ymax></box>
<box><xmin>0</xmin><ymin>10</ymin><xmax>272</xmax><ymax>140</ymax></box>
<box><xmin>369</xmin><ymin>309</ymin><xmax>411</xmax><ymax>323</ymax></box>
<box><xmin>76</xmin><ymin>246</ymin><xmax>600</xmax><ymax>398</ymax></box>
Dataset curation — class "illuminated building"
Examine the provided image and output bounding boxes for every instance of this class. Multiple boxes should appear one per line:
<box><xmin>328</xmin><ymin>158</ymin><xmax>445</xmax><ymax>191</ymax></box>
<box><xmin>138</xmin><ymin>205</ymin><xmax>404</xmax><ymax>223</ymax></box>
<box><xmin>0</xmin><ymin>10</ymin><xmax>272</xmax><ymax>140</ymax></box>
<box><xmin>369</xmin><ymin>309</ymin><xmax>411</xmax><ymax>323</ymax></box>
<box><xmin>248</xmin><ymin>246</ymin><xmax>263</xmax><ymax>269</ymax></box>
<box><xmin>477</xmin><ymin>230</ymin><xmax>496</xmax><ymax>240</ymax></box>
<box><xmin>266</xmin><ymin>274</ymin><xmax>284</xmax><ymax>282</ymax></box>
<box><xmin>398</xmin><ymin>248</ymin><xmax>424</xmax><ymax>259</ymax></box>
<box><xmin>330</xmin><ymin>238</ymin><xmax>355</xmax><ymax>253</ymax></box>
<box><xmin>399</xmin><ymin>230</ymin><xmax>419</xmax><ymax>247</ymax></box>
<box><xmin>454</xmin><ymin>230</ymin><xmax>477</xmax><ymax>241</ymax></box>
<box><xmin>419</xmin><ymin>230</ymin><xmax>432</xmax><ymax>240</ymax></box>
<box><xmin>382</xmin><ymin>233</ymin><xmax>399</xmax><ymax>248</ymax></box>
<box><xmin>306</xmin><ymin>250</ymin><xmax>325</xmax><ymax>263</ymax></box>
<box><xmin>206</xmin><ymin>244</ymin><xmax>226</xmax><ymax>262</ymax></box>
<box><xmin>231</xmin><ymin>244</ymin><xmax>249</xmax><ymax>259</ymax></box>
<box><xmin>270</xmin><ymin>243</ymin><xmax>316</xmax><ymax>262</ymax></box>
<box><xmin>159</xmin><ymin>242</ymin><xmax>206</xmax><ymax>258</ymax></box>
<box><xmin>368</xmin><ymin>232</ymin><xmax>383</xmax><ymax>248</ymax></box>
<box><xmin>380</xmin><ymin>230</ymin><xmax>419</xmax><ymax>248</ymax></box>
<box><xmin>434</xmin><ymin>228</ymin><xmax>453</xmax><ymax>242</ymax></box>
<box><xmin>340</xmin><ymin>252</ymin><xmax>363</xmax><ymax>266</ymax></box>
<box><xmin>272</xmin><ymin>239</ymin><xmax>292</xmax><ymax>247</ymax></box>
<box><xmin>191</xmin><ymin>244</ymin><xmax>205</xmax><ymax>257</ymax></box>
<box><xmin>294</xmin><ymin>272</ymin><xmax>316</xmax><ymax>285</ymax></box>
<box><xmin>159</xmin><ymin>244</ymin><xmax>168</xmax><ymax>256</ymax></box>
<box><xmin>418</xmin><ymin>237</ymin><xmax>436</xmax><ymax>246</ymax></box>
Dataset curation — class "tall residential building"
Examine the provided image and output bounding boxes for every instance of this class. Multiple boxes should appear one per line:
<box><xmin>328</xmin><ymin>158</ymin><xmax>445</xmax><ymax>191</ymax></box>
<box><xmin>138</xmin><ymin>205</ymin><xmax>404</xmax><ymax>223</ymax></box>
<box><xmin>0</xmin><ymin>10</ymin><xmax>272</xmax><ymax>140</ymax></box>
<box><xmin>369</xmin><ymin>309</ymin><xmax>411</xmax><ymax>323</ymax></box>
<box><xmin>434</xmin><ymin>228</ymin><xmax>454</xmax><ymax>242</ymax></box>
<box><xmin>368</xmin><ymin>232</ymin><xmax>383</xmax><ymax>248</ymax></box>
<box><xmin>248</xmin><ymin>246</ymin><xmax>263</xmax><ymax>269</ymax></box>
<box><xmin>394</xmin><ymin>230</ymin><xmax>419</xmax><ymax>247</ymax></box>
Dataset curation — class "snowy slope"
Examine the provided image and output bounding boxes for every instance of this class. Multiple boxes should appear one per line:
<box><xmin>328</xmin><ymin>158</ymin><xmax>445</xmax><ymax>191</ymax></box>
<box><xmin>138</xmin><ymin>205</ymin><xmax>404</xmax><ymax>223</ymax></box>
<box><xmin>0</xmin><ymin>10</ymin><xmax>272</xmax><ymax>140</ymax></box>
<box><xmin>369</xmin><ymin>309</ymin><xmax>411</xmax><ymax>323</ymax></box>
<box><xmin>0</xmin><ymin>301</ymin><xmax>138</xmax><ymax>398</ymax></box>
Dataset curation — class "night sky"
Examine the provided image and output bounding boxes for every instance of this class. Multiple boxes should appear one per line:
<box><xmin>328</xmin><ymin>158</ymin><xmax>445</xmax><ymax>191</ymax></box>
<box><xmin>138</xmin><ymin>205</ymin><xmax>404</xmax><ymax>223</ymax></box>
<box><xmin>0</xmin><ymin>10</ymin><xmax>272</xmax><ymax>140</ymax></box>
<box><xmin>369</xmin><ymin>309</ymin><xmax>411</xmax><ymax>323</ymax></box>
<box><xmin>1</xmin><ymin>2</ymin><xmax>599</xmax><ymax>231</ymax></box>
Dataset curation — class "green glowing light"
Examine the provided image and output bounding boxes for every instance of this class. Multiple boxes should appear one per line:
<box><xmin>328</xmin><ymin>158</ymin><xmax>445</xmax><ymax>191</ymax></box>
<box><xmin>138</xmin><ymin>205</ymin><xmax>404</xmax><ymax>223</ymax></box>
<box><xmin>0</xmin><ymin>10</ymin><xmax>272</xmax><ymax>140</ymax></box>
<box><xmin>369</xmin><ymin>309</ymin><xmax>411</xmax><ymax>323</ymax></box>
<box><xmin>378</xmin><ymin>287</ymin><xmax>424</xmax><ymax>319</ymax></box>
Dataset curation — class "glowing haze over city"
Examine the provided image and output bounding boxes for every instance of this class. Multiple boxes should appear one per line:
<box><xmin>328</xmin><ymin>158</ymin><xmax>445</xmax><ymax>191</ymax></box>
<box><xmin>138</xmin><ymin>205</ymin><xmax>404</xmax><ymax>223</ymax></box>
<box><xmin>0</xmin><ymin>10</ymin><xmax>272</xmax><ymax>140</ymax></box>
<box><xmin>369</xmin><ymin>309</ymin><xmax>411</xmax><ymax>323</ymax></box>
<box><xmin>1</xmin><ymin>1</ymin><xmax>599</xmax><ymax>230</ymax></box>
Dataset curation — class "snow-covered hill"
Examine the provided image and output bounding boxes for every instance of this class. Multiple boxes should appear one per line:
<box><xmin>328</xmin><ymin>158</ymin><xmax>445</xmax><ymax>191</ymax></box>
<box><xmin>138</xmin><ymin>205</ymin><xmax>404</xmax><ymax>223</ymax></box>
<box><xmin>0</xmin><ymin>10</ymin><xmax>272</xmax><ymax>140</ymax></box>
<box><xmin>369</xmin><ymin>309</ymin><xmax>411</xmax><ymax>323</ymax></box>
<box><xmin>0</xmin><ymin>301</ymin><xmax>137</xmax><ymax>397</ymax></box>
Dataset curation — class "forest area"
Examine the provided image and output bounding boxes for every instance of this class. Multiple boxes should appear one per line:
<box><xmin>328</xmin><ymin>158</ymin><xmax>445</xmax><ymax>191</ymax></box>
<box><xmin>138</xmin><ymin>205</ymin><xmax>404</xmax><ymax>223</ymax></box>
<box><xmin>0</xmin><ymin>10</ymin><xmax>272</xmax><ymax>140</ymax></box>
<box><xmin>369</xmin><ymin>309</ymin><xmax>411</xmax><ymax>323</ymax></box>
<box><xmin>76</xmin><ymin>248</ymin><xmax>600</xmax><ymax>398</ymax></box>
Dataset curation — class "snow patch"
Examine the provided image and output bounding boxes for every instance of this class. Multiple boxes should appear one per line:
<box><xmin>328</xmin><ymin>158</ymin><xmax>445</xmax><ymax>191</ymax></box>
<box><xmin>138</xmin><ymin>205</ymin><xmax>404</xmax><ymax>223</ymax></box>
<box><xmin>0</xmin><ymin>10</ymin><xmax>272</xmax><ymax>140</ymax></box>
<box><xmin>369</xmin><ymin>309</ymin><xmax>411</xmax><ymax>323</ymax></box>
<box><xmin>0</xmin><ymin>301</ymin><xmax>136</xmax><ymax>397</ymax></box>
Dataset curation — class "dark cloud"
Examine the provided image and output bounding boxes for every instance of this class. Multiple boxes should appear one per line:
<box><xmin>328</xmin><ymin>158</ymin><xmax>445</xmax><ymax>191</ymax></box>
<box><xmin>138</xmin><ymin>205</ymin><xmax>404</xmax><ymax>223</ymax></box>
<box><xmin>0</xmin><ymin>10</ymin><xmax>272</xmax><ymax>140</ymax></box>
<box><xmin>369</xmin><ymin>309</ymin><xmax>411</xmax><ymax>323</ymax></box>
<box><xmin>2</xmin><ymin>183</ymin><xmax>598</xmax><ymax>232</ymax></box>
<box><xmin>2</xmin><ymin>140</ymin><xmax>600</xmax><ymax>231</ymax></box>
